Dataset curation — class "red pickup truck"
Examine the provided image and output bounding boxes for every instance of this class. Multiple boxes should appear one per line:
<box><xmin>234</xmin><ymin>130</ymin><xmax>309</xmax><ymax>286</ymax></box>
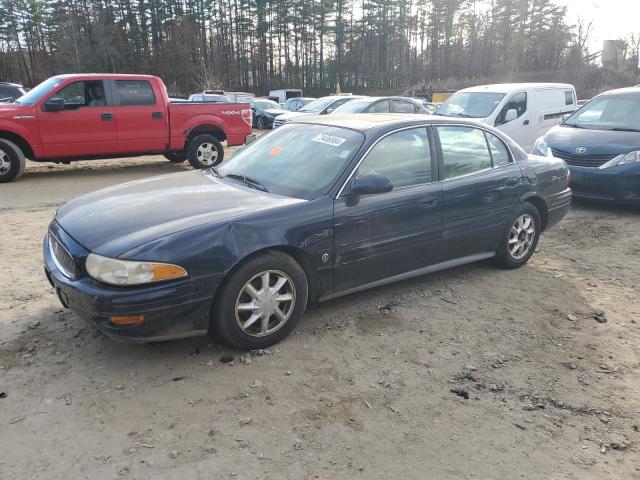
<box><xmin>0</xmin><ymin>74</ymin><xmax>253</xmax><ymax>182</ymax></box>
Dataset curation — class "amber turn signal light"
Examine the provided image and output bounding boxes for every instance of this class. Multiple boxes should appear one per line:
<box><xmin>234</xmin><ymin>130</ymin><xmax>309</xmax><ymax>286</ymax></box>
<box><xmin>109</xmin><ymin>315</ymin><xmax>145</xmax><ymax>326</ymax></box>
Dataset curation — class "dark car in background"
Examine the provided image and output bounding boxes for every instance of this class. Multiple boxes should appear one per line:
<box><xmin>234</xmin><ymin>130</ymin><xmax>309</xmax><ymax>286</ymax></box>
<box><xmin>250</xmin><ymin>98</ymin><xmax>287</xmax><ymax>129</ymax></box>
<box><xmin>44</xmin><ymin>114</ymin><xmax>570</xmax><ymax>348</ymax></box>
<box><xmin>332</xmin><ymin>96</ymin><xmax>431</xmax><ymax>114</ymax></box>
<box><xmin>533</xmin><ymin>87</ymin><xmax>640</xmax><ymax>205</ymax></box>
<box><xmin>284</xmin><ymin>97</ymin><xmax>316</xmax><ymax>111</ymax></box>
<box><xmin>0</xmin><ymin>81</ymin><xmax>26</xmax><ymax>102</ymax></box>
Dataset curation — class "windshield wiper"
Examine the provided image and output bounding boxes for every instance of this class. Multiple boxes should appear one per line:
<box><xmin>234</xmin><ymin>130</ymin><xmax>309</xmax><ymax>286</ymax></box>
<box><xmin>562</xmin><ymin>123</ymin><xmax>587</xmax><ymax>129</ymax></box>
<box><xmin>610</xmin><ymin>127</ymin><xmax>640</xmax><ymax>132</ymax></box>
<box><xmin>224</xmin><ymin>173</ymin><xmax>269</xmax><ymax>192</ymax></box>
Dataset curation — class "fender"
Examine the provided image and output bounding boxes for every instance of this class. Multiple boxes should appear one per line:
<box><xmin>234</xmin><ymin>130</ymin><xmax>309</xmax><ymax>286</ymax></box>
<box><xmin>0</xmin><ymin>113</ymin><xmax>43</xmax><ymax>158</ymax></box>
<box><xmin>173</xmin><ymin>113</ymin><xmax>227</xmax><ymax>150</ymax></box>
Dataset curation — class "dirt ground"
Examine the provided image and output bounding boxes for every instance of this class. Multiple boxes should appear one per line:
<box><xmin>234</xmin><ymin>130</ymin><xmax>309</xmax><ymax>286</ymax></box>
<box><xmin>1</xmin><ymin>152</ymin><xmax>639</xmax><ymax>480</ymax></box>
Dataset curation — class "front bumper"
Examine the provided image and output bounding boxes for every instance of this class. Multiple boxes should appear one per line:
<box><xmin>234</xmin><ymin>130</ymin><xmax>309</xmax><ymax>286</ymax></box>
<box><xmin>43</xmin><ymin>228</ymin><xmax>216</xmax><ymax>343</ymax></box>
<box><xmin>569</xmin><ymin>164</ymin><xmax>640</xmax><ymax>205</ymax></box>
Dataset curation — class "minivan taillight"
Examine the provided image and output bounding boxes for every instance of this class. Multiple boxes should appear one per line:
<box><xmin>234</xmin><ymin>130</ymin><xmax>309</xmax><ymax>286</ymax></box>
<box><xmin>241</xmin><ymin>109</ymin><xmax>252</xmax><ymax>127</ymax></box>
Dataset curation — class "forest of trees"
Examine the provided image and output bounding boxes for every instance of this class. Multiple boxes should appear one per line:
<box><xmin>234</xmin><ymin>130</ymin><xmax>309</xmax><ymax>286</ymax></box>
<box><xmin>0</xmin><ymin>0</ymin><xmax>630</xmax><ymax>96</ymax></box>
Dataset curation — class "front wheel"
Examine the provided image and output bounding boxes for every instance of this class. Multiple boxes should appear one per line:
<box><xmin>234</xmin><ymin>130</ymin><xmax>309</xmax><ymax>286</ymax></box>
<box><xmin>186</xmin><ymin>134</ymin><xmax>224</xmax><ymax>169</ymax></box>
<box><xmin>0</xmin><ymin>138</ymin><xmax>26</xmax><ymax>183</ymax></box>
<box><xmin>256</xmin><ymin>116</ymin><xmax>266</xmax><ymax>130</ymax></box>
<box><xmin>212</xmin><ymin>251</ymin><xmax>308</xmax><ymax>349</ymax></box>
<box><xmin>494</xmin><ymin>203</ymin><xmax>541</xmax><ymax>269</ymax></box>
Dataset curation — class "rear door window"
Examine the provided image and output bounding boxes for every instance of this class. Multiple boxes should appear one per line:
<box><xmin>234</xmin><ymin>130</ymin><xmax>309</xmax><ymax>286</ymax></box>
<box><xmin>357</xmin><ymin>128</ymin><xmax>431</xmax><ymax>188</ymax></box>
<box><xmin>115</xmin><ymin>80</ymin><xmax>156</xmax><ymax>106</ymax></box>
<box><xmin>484</xmin><ymin>132</ymin><xmax>512</xmax><ymax>167</ymax></box>
<box><xmin>564</xmin><ymin>90</ymin><xmax>574</xmax><ymax>105</ymax></box>
<box><xmin>392</xmin><ymin>100</ymin><xmax>416</xmax><ymax>113</ymax></box>
<box><xmin>436</xmin><ymin>126</ymin><xmax>492</xmax><ymax>179</ymax></box>
<box><xmin>366</xmin><ymin>100</ymin><xmax>391</xmax><ymax>113</ymax></box>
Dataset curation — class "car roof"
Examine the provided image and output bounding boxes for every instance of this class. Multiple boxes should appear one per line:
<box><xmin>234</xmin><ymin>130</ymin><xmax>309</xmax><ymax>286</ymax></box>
<box><xmin>291</xmin><ymin>113</ymin><xmax>484</xmax><ymax>131</ymax></box>
<box><xmin>459</xmin><ymin>83</ymin><xmax>574</xmax><ymax>93</ymax></box>
<box><xmin>596</xmin><ymin>87</ymin><xmax>640</xmax><ymax>97</ymax></box>
<box><xmin>53</xmin><ymin>73</ymin><xmax>159</xmax><ymax>81</ymax></box>
<box><xmin>0</xmin><ymin>81</ymin><xmax>23</xmax><ymax>87</ymax></box>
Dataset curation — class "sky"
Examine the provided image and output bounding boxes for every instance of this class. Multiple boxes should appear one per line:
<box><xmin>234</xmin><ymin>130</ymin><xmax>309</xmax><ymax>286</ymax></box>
<box><xmin>557</xmin><ymin>0</ymin><xmax>640</xmax><ymax>52</ymax></box>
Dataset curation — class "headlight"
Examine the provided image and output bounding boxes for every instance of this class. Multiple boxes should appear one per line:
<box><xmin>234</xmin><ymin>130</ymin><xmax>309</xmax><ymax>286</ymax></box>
<box><xmin>532</xmin><ymin>136</ymin><xmax>549</xmax><ymax>156</ymax></box>
<box><xmin>85</xmin><ymin>253</ymin><xmax>187</xmax><ymax>286</ymax></box>
<box><xmin>618</xmin><ymin>150</ymin><xmax>640</xmax><ymax>165</ymax></box>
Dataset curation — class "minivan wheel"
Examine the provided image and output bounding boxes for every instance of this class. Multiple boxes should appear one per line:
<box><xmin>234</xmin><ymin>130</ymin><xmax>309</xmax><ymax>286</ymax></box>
<box><xmin>212</xmin><ymin>251</ymin><xmax>308</xmax><ymax>349</ymax></box>
<box><xmin>186</xmin><ymin>134</ymin><xmax>224</xmax><ymax>169</ymax></box>
<box><xmin>495</xmin><ymin>203</ymin><xmax>541</xmax><ymax>269</ymax></box>
<box><xmin>0</xmin><ymin>138</ymin><xmax>26</xmax><ymax>183</ymax></box>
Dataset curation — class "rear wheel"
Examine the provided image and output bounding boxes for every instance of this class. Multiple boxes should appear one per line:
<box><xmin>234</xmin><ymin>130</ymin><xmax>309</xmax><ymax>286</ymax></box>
<box><xmin>494</xmin><ymin>203</ymin><xmax>541</xmax><ymax>269</ymax></box>
<box><xmin>186</xmin><ymin>134</ymin><xmax>224</xmax><ymax>169</ymax></box>
<box><xmin>212</xmin><ymin>251</ymin><xmax>308</xmax><ymax>349</ymax></box>
<box><xmin>0</xmin><ymin>138</ymin><xmax>26</xmax><ymax>183</ymax></box>
<box><xmin>163</xmin><ymin>152</ymin><xmax>186</xmax><ymax>163</ymax></box>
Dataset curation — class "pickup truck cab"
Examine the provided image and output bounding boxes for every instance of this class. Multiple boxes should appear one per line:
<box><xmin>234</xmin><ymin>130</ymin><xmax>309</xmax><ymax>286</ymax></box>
<box><xmin>0</xmin><ymin>74</ymin><xmax>253</xmax><ymax>182</ymax></box>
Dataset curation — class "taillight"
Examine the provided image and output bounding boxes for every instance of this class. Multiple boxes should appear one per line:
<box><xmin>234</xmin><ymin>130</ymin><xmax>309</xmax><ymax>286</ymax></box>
<box><xmin>241</xmin><ymin>109</ymin><xmax>252</xmax><ymax>127</ymax></box>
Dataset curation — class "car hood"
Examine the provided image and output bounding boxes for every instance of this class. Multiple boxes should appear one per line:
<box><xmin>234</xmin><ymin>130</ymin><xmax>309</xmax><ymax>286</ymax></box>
<box><xmin>263</xmin><ymin>108</ymin><xmax>286</xmax><ymax>116</ymax></box>
<box><xmin>545</xmin><ymin>125</ymin><xmax>640</xmax><ymax>155</ymax></box>
<box><xmin>56</xmin><ymin>170</ymin><xmax>304</xmax><ymax>256</ymax></box>
<box><xmin>0</xmin><ymin>103</ymin><xmax>32</xmax><ymax>118</ymax></box>
<box><xmin>277</xmin><ymin>111</ymin><xmax>318</xmax><ymax>121</ymax></box>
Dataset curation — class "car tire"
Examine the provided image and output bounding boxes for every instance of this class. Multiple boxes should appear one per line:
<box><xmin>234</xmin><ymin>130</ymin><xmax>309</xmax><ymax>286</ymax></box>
<box><xmin>256</xmin><ymin>116</ymin><xmax>265</xmax><ymax>130</ymax></box>
<box><xmin>0</xmin><ymin>138</ymin><xmax>26</xmax><ymax>183</ymax></box>
<box><xmin>163</xmin><ymin>152</ymin><xmax>186</xmax><ymax>163</ymax></box>
<box><xmin>212</xmin><ymin>251</ymin><xmax>309</xmax><ymax>350</ymax></box>
<box><xmin>494</xmin><ymin>203</ymin><xmax>542</xmax><ymax>269</ymax></box>
<box><xmin>186</xmin><ymin>134</ymin><xmax>224</xmax><ymax>169</ymax></box>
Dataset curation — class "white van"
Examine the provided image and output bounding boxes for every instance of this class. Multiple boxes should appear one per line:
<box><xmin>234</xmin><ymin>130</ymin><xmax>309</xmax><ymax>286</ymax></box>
<box><xmin>435</xmin><ymin>83</ymin><xmax>577</xmax><ymax>151</ymax></box>
<box><xmin>269</xmin><ymin>89</ymin><xmax>303</xmax><ymax>105</ymax></box>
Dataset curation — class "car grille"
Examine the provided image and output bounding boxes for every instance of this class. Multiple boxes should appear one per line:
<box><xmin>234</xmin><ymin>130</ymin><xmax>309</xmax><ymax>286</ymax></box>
<box><xmin>551</xmin><ymin>148</ymin><xmax>615</xmax><ymax>168</ymax></box>
<box><xmin>49</xmin><ymin>232</ymin><xmax>76</xmax><ymax>279</ymax></box>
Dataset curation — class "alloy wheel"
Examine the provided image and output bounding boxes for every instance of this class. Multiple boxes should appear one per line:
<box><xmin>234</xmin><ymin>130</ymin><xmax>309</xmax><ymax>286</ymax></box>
<box><xmin>235</xmin><ymin>270</ymin><xmax>296</xmax><ymax>337</ymax></box>
<box><xmin>0</xmin><ymin>148</ymin><xmax>10</xmax><ymax>175</ymax></box>
<box><xmin>196</xmin><ymin>143</ymin><xmax>219</xmax><ymax>166</ymax></box>
<box><xmin>508</xmin><ymin>213</ymin><xmax>535</xmax><ymax>260</ymax></box>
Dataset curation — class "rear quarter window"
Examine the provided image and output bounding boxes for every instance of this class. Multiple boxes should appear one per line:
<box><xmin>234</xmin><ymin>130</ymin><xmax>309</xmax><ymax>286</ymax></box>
<box><xmin>116</xmin><ymin>80</ymin><xmax>156</xmax><ymax>106</ymax></box>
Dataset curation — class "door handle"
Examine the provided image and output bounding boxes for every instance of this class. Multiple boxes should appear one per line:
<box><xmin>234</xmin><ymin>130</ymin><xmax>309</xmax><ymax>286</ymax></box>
<box><xmin>152</xmin><ymin>111</ymin><xmax>163</xmax><ymax>119</ymax></box>
<box><xmin>523</xmin><ymin>119</ymin><xmax>529</xmax><ymax>125</ymax></box>
<box><xmin>101</xmin><ymin>113</ymin><xmax>113</xmax><ymax>121</ymax></box>
<box><xmin>419</xmin><ymin>196</ymin><xmax>439</xmax><ymax>209</ymax></box>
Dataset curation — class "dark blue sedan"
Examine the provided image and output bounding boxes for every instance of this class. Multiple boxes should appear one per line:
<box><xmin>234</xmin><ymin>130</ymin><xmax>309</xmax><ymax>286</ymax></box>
<box><xmin>532</xmin><ymin>87</ymin><xmax>640</xmax><ymax>205</ymax></box>
<box><xmin>44</xmin><ymin>114</ymin><xmax>571</xmax><ymax>348</ymax></box>
<box><xmin>250</xmin><ymin>98</ymin><xmax>287</xmax><ymax>129</ymax></box>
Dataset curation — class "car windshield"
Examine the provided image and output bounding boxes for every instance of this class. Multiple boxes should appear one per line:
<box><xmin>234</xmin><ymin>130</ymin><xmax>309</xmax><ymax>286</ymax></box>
<box><xmin>218</xmin><ymin>124</ymin><xmax>364</xmax><ymax>200</ymax></box>
<box><xmin>332</xmin><ymin>100</ymin><xmax>372</xmax><ymax>113</ymax></box>
<box><xmin>563</xmin><ymin>94</ymin><xmax>640</xmax><ymax>131</ymax></box>
<box><xmin>299</xmin><ymin>96</ymin><xmax>338</xmax><ymax>113</ymax></box>
<box><xmin>15</xmin><ymin>77</ymin><xmax>64</xmax><ymax>105</ymax></box>
<box><xmin>255</xmin><ymin>100</ymin><xmax>281</xmax><ymax>110</ymax></box>
<box><xmin>436</xmin><ymin>92</ymin><xmax>505</xmax><ymax>118</ymax></box>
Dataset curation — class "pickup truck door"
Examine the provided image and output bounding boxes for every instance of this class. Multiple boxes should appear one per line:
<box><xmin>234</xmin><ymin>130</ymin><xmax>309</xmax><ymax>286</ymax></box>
<box><xmin>37</xmin><ymin>80</ymin><xmax>118</xmax><ymax>158</ymax></box>
<box><xmin>110</xmin><ymin>79</ymin><xmax>167</xmax><ymax>153</ymax></box>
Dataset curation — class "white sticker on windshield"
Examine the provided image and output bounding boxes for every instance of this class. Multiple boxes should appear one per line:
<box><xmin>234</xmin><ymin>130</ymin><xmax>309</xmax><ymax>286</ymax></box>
<box><xmin>312</xmin><ymin>134</ymin><xmax>347</xmax><ymax>147</ymax></box>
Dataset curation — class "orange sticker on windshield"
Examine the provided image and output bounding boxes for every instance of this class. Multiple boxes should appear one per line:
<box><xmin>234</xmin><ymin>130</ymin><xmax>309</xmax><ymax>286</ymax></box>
<box><xmin>269</xmin><ymin>146</ymin><xmax>284</xmax><ymax>156</ymax></box>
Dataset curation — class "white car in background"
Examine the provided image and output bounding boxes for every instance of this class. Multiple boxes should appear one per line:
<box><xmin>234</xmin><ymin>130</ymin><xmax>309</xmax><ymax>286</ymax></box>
<box><xmin>435</xmin><ymin>83</ymin><xmax>577</xmax><ymax>151</ymax></box>
<box><xmin>273</xmin><ymin>95</ymin><xmax>363</xmax><ymax>128</ymax></box>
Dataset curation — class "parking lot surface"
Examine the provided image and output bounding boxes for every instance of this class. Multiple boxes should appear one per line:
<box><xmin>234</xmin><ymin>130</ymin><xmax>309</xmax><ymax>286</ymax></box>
<box><xmin>1</xmin><ymin>155</ymin><xmax>639</xmax><ymax>479</ymax></box>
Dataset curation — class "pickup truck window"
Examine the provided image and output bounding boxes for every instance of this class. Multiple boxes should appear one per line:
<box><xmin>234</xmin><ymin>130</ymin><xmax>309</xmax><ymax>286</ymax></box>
<box><xmin>116</xmin><ymin>80</ymin><xmax>156</xmax><ymax>106</ymax></box>
<box><xmin>49</xmin><ymin>80</ymin><xmax>106</xmax><ymax>109</ymax></box>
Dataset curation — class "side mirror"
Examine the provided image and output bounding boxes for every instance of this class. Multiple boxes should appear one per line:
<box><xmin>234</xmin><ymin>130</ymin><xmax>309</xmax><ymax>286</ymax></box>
<box><xmin>561</xmin><ymin>113</ymin><xmax>571</xmax><ymax>122</ymax></box>
<box><xmin>349</xmin><ymin>173</ymin><xmax>393</xmax><ymax>196</ymax></box>
<box><xmin>43</xmin><ymin>97</ymin><xmax>65</xmax><ymax>112</ymax></box>
<box><xmin>504</xmin><ymin>108</ymin><xmax>518</xmax><ymax>122</ymax></box>
<box><xmin>324</xmin><ymin>107</ymin><xmax>334</xmax><ymax>115</ymax></box>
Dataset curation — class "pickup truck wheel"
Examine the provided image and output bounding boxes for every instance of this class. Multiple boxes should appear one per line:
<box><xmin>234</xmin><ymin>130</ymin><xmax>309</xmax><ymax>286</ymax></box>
<box><xmin>163</xmin><ymin>152</ymin><xmax>186</xmax><ymax>163</ymax></box>
<box><xmin>212</xmin><ymin>251</ymin><xmax>308</xmax><ymax>350</ymax></box>
<box><xmin>0</xmin><ymin>138</ymin><xmax>26</xmax><ymax>183</ymax></box>
<box><xmin>187</xmin><ymin>134</ymin><xmax>224</xmax><ymax>169</ymax></box>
